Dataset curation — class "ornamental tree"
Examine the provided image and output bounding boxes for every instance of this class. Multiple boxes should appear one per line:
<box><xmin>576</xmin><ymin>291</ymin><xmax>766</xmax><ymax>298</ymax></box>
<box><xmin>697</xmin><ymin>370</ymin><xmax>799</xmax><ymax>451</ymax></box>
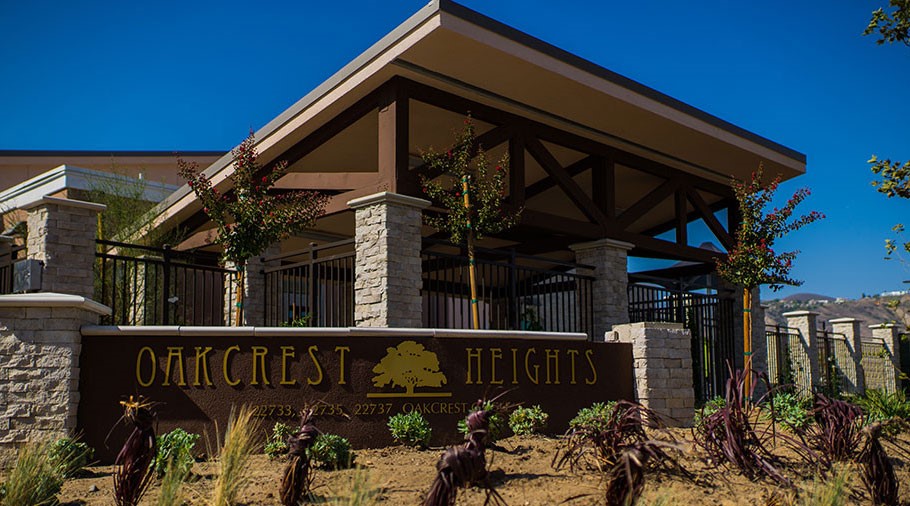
<box><xmin>179</xmin><ymin>133</ymin><xmax>329</xmax><ymax>324</ymax></box>
<box><xmin>419</xmin><ymin>117</ymin><xmax>521</xmax><ymax>329</ymax></box>
<box><xmin>716</xmin><ymin>164</ymin><xmax>824</xmax><ymax>390</ymax></box>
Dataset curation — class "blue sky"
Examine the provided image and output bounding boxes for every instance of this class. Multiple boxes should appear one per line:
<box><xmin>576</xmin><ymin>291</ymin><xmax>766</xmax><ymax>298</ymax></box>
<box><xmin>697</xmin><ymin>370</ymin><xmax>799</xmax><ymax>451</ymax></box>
<box><xmin>1</xmin><ymin>1</ymin><xmax>908</xmax><ymax>300</ymax></box>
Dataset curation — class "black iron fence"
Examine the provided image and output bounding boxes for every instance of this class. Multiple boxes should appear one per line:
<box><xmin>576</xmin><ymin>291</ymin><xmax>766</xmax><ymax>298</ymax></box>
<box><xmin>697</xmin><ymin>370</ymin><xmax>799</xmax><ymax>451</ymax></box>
<box><xmin>627</xmin><ymin>282</ymin><xmax>735</xmax><ymax>402</ymax></box>
<box><xmin>421</xmin><ymin>239</ymin><xmax>595</xmax><ymax>335</ymax></box>
<box><xmin>765</xmin><ymin>325</ymin><xmax>805</xmax><ymax>389</ymax></box>
<box><xmin>95</xmin><ymin>240</ymin><xmax>238</xmax><ymax>326</ymax></box>
<box><xmin>0</xmin><ymin>243</ymin><xmax>25</xmax><ymax>294</ymax></box>
<box><xmin>263</xmin><ymin>240</ymin><xmax>355</xmax><ymax>327</ymax></box>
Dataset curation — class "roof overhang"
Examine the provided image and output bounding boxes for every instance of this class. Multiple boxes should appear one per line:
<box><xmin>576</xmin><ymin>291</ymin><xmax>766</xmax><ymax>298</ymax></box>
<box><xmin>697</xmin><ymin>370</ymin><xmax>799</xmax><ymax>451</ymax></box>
<box><xmin>149</xmin><ymin>0</ymin><xmax>806</xmax><ymax>234</ymax></box>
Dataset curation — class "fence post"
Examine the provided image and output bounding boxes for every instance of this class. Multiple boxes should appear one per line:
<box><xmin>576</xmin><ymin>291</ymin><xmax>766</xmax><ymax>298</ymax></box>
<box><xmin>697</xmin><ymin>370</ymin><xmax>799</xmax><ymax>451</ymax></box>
<box><xmin>869</xmin><ymin>323</ymin><xmax>904</xmax><ymax>393</ymax></box>
<box><xmin>829</xmin><ymin>317</ymin><xmax>865</xmax><ymax>394</ymax></box>
<box><xmin>308</xmin><ymin>242</ymin><xmax>317</xmax><ymax>326</ymax></box>
<box><xmin>783</xmin><ymin>310</ymin><xmax>821</xmax><ymax>395</ymax></box>
<box><xmin>570</xmin><ymin>238</ymin><xmax>634</xmax><ymax>341</ymax></box>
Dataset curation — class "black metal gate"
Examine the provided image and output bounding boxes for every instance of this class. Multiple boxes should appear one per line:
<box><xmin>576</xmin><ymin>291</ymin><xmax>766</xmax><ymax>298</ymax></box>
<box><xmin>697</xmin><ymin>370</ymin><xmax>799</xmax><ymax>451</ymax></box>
<box><xmin>628</xmin><ymin>281</ymin><xmax>736</xmax><ymax>402</ymax></box>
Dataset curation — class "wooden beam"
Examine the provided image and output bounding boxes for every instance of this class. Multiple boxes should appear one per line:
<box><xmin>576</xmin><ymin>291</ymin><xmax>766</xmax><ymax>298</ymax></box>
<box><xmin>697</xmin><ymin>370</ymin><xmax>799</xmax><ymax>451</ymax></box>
<box><xmin>675</xmin><ymin>189</ymin><xmax>688</xmax><ymax>246</ymax></box>
<box><xmin>378</xmin><ymin>81</ymin><xmax>409</xmax><ymax>194</ymax></box>
<box><xmin>525</xmin><ymin>155</ymin><xmax>595</xmax><ymax>201</ymax></box>
<box><xmin>509</xmin><ymin>134</ymin><xmax>525</xmax><ymax>208</ymax></box>
<box><xmin>686</xmin><ymin>188</ymin><xmax>735</xmax><ymax>250</ymax></box>
<box><xmin>415</xmin><ymin>125</ymin><xmax>512</xmax><ymax>181</ymax></box>
<box><xmin>519</xmin><ymin>209</ymin><xmax>602</xmax><ymax>239</ymax></box>
<box><xmin>592</xmin><ymin>155</ymin><xmax>615</xmax><ymax>219</ymax></box>
<box><xmin>525</xmin><ymin>138</ymin><xmax>609</xmax><ymax>227</ymax></box>
<box><xmin>272</xmin><ymin>172</ymin><xmax>380</xmax><ymax>190</ymax></box>
<box><xmin>616</xmin><ymin>177</ymin><xmax>681</xmax><ymax>229</ymax></box>
<box><xmin>640</xmin><ymin>197</ymin><xmax>732</xmax><ymax>238</ymax></box>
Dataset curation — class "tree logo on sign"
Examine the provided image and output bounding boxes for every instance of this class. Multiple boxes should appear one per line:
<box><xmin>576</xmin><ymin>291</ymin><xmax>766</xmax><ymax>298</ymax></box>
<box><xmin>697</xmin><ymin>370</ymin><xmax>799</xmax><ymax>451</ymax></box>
<box><xmin>368</xmin><ymin>341</ymin><xmax>451</xmax><ymax>398</ymax></box>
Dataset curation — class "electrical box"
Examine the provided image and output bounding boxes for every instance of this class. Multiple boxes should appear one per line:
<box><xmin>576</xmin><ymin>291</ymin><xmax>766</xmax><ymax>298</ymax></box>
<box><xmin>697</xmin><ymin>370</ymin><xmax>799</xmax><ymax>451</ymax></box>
<box><xmin>13</xmin><ymin>259</ymin><xmax>42</xmax><ymax>293</ymax></box>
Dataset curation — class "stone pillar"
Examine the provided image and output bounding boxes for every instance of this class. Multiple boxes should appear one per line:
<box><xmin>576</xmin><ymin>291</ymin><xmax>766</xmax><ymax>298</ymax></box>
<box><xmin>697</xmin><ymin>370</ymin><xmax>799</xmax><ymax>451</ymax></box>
<box><xmin>870</xmin><ymin>323</ymin><xmax>903</xmax><ymax>393</ymax></box>
<box><xmin>609</xmin><ymin>322</ymin><xmax>695</xmax><ymax>427</ymax></box>
<box><xmin>23</xmin><ymin>197</ymin><xmax>106</xmax><ymax>299</ymax></box>
<box><xmin>783</xmin><ymin>310</ymin><xmax>821</xmax><ymax>394</ymax></box>
<box><xmin>570</xmin><ymin>238</ymin><xmax>634</xmax><ymax>341</ymax></box>
<box><xmin>829</xmin><ymin>317</ymin><xmax>865</xmax><ymax>394</ymax></box>
<box><xmin>348</xmin><ymin>192</ymin><xmax>429</xmax><ymax>328</ymax></box>
<box><xmin>0</xmin><ymin>293</ymin><xmax>110</xmax><ymax>465</ymax></box>
<box><xmin>224</xmin><ymin>244</ymin><xmax>282</xmax><ymax>326</ymax></box>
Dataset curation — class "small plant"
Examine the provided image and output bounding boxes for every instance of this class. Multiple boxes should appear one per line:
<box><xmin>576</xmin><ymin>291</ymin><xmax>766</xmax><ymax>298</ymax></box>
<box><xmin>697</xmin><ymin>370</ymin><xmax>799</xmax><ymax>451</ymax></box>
<box><xmin>279</xmin><ymin>314</ymin><xmax>312</xmax><ymax>328</ymax></box>
<box><xmin>326</xmin><ymin>469</ymin><xmax>383</xmax><ymax>506</ymax></box>
<box><xmin>424</xmin><ymin>402</ymin><xmax>506</xmax><ymax>506</ymax></box>
<box><xmin>801</xmin><ymin>394</ymin><xmax>865</xmax><ymax>466</ymax></box>
<box><xmin>114</xmin><ymin>396</ymin><xmax>157</xmax><ymax>506</ymax></box>
<box><xmin>156</xmin><ymin>456</ymin><xmax>190</xmax><ymax>506</ymax></box>
<box><xmin>48</xmin><ymin>436</ymin><xmax>94</xmax><ymax>479</ymax></box>
<box><xmin>0</xmin><ymin>440</ymin><xmax>74</xmax><ymax>506</ymax></box>
<box><xmin>767</xmin><ymin>392</ymin><xmax>812</xmax><ymax>430</ymax></box>
<box><xmin>604</xmin><ymin>441</ymin><xmax>684</xmax><ymax>506</ymax></box>
<box><xmin>388</xmin><ymin>412</ymin><xmax>432</xmax><ymax>448</ymax></box>
<box><xmin>212</xmin><ymin>405</ymin><xmax>261</xmax><ymax>506</ymax></box>
<box><xmin>280</xmin><ymin>409</ymin><xmax>320</xmax><ymax>506</ymax></box>
<box><xmin>265</xmin><ymin>421</ymin><xmax>297</xmax><ymax>459</ymax></box>
<box><xmin>154</xmin><ymin>428</ymin><xmax>200</xmax><ymax>477</ymax></box>
<box><xmin>458</xmin><ymin>401</ymin><xmax>509</xmax><ymax>443</ymax></box>
<box><xmin>310</xmin><ymin>434</ymin><xmax>355</xmax><ymax>470</ymax></box>
<box><xmin>859</xmin><ymin>423</ymin><xmax>899</xmax><ymax>506</ymax></box>
<box><xmin>854</xmin><ymin>389</ymin><xmax>910</xmax><ymax>433</ymax></box>
<box><xmin>508</xmin><ymin>405</ymin><xmax>549</xmax><ymax>435</ymax></box>
<box><xmin>694</xmin><ymin>397</ymin><xmax>725</xmax><ymax>427</ymax></box>
<box><xmin>796</xmin><ymin>465</ymin><xmax>850</xmax><ymax>506</ymax></box>
<box><xmin>568</xmin><ymin>401</ymin><xmax>616</xmax><ymax>433</ymax></box>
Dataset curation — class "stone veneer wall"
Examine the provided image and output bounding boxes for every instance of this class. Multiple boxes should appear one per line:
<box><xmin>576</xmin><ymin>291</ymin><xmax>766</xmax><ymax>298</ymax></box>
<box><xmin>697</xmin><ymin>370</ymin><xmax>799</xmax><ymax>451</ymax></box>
<box><xmin>348</xmin><ymin>192</ymin><xmax>429</xmax><ymax>328</ymax></box>
<box><xmin>609</xmin><ymin>322</ymin><xmax>695</xmax><ymax>426</ymax></box>
<box><xmin>571</xmin><ymin>238</ymin><xmax>634</xmax><ymax>341</ymax></box>
<box><xmin>0</xmin><ymin>294</ymin><xmax>109</xmax><ymax>465</ymax></box>
<box><xmin>223</xmin><ymin>244</ymin><xmax>281</xmax><ymax>326</ymax></box>
<box><xmin>23</xmin><ymin>197</ymin><xmax>105</xmax><ymax>299</ymax></box>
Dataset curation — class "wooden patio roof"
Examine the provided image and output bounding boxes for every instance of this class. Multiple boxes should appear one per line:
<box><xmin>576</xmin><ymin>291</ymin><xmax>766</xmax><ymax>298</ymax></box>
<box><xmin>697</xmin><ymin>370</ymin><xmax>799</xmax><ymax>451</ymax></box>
<box><xmin>146</xmin><ymin>0</ymin><xmax>806</xmax><ymax>264</ymax></box>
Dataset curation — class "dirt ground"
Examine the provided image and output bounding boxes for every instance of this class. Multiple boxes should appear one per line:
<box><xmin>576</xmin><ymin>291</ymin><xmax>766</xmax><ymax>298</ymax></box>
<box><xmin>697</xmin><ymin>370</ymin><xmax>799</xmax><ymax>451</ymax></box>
<box><xmin>52</xmin><ymin>428</ymin><xmax>910</xmax><ymax>506</ymax></box>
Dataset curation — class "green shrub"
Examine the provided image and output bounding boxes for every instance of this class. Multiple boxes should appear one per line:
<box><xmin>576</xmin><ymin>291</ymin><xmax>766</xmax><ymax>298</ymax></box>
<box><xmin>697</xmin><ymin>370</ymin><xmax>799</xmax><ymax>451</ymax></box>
<box><xmin>509</xmin><ymin>405</ymin><xmax>549</xmax><ymax>435</ymax></box>
<box><xmin>48</xmin><ymin>437</ymin><xmax>93</xmax><ymax>478</ymax></box>
<box><xmin>264</xmin><ymin>421</ymin><xmax>297</xmax><ymax>459</ymax></box>
<box><xmin>457</xmin><ymin>401</ymin><xmax>509</xmax><ymax>442</ymax></box>
<box><xmin>154</xmin><ymin>428</ymin><xmax>200</xmax><ymax>477</ymax></box>
<box><xmin>569</xmin><ymin>401</ymin><xmax>616</xmax><ymax>432</ymax></box>
<box><xmin>0</xmin><ymin>441</ymin><xmax>71</xmax><ymax>506</ymax></box>
<box><xmin>767</xmin><ymin>392</ymin><xmax>812</xmax><ymax>430</ymax></box>
<box><xmin>695</xmin><ymin>397</ymin><xmax>726</xmax><ymax>427</ymax></box>
<box><xmin>854</xmin><ymin>389</ymin><xmax>910</xmax><ymax>433</ymax></box>
<box><xmin>388</xmin><ymin>412</ymin><xmax>432</xmax><ymax>448</ymax></box>
<box><xmin>309</xmin><ymin>434</ymin><xmax>356</xmax><ymax>470</ymax></box>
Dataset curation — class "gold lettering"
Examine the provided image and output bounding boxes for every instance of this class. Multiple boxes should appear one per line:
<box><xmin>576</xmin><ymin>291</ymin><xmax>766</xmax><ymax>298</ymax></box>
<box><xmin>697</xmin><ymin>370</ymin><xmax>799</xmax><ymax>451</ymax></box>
<box><xmin>162</xmin><ymin>347</ymin><xmax>186</xmax><ymax>386</ymax></box>
<box><xmin>223</xmin><ymin>345</ymin><xmax>241</xmax><ymax>386</ymax></box>
<box><xmin>136</xmin><ymin>346</ymin><xmax>156</xmax><ymax>387</ymax></box>
<box><xmin>489</xmin><ymin>348</ymin><xmax>503</xmax><ymax>385</ymax></box>
<box><xmin>511</xmin><ymin>348</ymin><xmax>519</xmax><ymax>384</ymax></box>
<box><xmin>251</xmin><ymin>346</ymin><xmax>270</xmax><ymax>386</ymax></box>
<box><xmin>566</xmin><ymin>349</ymin><xmax>579</xmax><ymax>385</ymax></box>
<box><xmin>545</xmin><ymin>349</ymin><xmax>560</xmax><ymax>385</ymax></box>
<box><xmin>280</xmin><ymin>346</ymin><xmax>297</xmax><ymax>386</ymax></box>
<box><xmin>524</xmin><ymin>348</ymin><xmax>540</xmax><ymax>384</ymax></box>
<box><xmin>584</xmin><ymin>349</ymin><xmax>598</xmax><ymax>385</ymax></box>
<box><xmin>193</xmin><ymin>347</ymin><xmax>213</xmax><ymax>386</ymax></box>
<box><xmin>334</xmin><ymin>346</ymin><xmax>350</xmax><ymax>385</ymax></box>
<box><xmin>307</xmin><ymin>345</ymin><xmax>323</xmax><ymax>385</ymax></box>
<box><xmin>466</xmin><ymin>348</ymin><xmax>482</xmax><ymax>384</ymax></box>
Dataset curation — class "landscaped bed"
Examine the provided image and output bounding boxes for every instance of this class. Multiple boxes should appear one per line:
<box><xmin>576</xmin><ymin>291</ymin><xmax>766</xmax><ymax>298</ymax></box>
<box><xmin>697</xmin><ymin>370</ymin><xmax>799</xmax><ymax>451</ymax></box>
<box><xmin>45</xmin><ymin>429</ymin><xmax>910</xmax><ymax>505</ymax></box>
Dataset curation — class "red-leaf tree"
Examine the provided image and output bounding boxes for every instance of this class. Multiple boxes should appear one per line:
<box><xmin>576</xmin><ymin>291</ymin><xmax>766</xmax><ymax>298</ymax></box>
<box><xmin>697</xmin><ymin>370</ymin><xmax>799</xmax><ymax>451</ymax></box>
<box><xmin>716</xmin><ymin>164</ymin><xmax>824</xmax><ymax>391</ymax></box>
<box><xmin>419</xmin><ymin>117</ymin><xmax>521</xmax><ymax>329</ymax></box>
<box><xmin>179</xmin><ymin>133</ymin><xmax>329</xmax><ymax>325</ymax></box>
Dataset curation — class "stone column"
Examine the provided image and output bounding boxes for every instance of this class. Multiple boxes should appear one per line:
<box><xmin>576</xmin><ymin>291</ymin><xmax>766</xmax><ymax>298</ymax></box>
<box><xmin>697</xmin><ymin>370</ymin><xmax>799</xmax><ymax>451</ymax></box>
<box><xmin>223</xmin><ymin>244</ymin><xmax>282</xmax><ymax>326</ymax></box>
<box><xmin>609</xmin><ymin>322</ymin><xmax>695</xmax><ymax>427</ymax></box>
<box><xmin>0</xmin><ymin>293</ymin><xmax>110</xmax><ymax>465</ymax></box>
<box><xmin>348</xmin><ymin>192</ymin><xmax>429</xmax><ymax>328</ymax></box>
<box><xmin>829</xmin><ymin>317</ymin><xmax>865</xmax><ymax>394</ymax></box>
<box><xmin>22</xmin><ymin>197</ymin><xmax>106</xmax><ymax>299</ymax></box>
<box><xmin>570</xmin><ymin>238</ymin><xmax>634</xmax><ymax>341</ymax></box>
<box><xmin>783</xmin><ymin>310</ymin><xmax>821</xmax><ymax>394</ymax></box>
<box><xmin>870</xmin><ymin>323</ymin><xmax>903</xmax><ymax>393</ymax></box>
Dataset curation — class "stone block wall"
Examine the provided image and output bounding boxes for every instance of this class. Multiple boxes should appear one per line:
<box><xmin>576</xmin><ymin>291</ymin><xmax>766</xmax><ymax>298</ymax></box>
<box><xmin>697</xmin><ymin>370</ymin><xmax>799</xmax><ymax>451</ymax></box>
<box><xmin>0</xmin><ymin>294</ymin><xmax>109</xmax><ymax>465</ymax></box>
<box><xmin>610</xmin><ymin>322</ymin><xmax>695</xmax><ymax>426</ymax></box>
<box><xmin>223</xmin><ymin>244</ymin><xmax>281</xmax><ymax>326</ymax></box>
<box><xmin>24</xmin><ymin>197</ymin><xmax>105</xmax><ymax>299</ymax></box>
<box><xmin>348</xmin><ymin>192</ymin><xmax>429</xmax><ymax>328</ymax></box>
<box><xmin>571</xmin><ymin>238</ymin><xmax>634</xmax><ymax>341</ymax></box>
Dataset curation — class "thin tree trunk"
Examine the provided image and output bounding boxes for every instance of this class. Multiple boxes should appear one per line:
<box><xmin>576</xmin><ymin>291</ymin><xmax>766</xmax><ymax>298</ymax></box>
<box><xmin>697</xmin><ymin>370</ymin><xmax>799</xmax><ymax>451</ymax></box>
<box><xmin>743</xmin><ymin>287</ymin><xmax>752</xmax><ymax>395</ymax></box>
<box><xmin>462</xmin><ymin>176</ymin><xmax>480</xmax><ymax>330</ymax></box>
<box><xmin>234</xmin><ymin>267</ymin><xmax>245</xmax><ymax>327</ymax></box>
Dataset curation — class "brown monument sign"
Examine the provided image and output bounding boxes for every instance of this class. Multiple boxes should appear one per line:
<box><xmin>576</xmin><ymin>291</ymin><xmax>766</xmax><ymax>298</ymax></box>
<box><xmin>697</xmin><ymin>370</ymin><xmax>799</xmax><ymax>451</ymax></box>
<box><xmin>78</xmin><ymin>330</ymin><xmax>633</xmax><ymax>461</ymax></box>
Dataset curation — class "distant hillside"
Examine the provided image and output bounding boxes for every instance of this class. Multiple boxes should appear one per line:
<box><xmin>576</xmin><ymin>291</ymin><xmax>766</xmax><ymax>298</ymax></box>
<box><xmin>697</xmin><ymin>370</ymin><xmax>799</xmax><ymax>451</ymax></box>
<box><xmin>763</xmin><ymin>294</ymin><xmax>909</xmax><ymax>331</ymax></box>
